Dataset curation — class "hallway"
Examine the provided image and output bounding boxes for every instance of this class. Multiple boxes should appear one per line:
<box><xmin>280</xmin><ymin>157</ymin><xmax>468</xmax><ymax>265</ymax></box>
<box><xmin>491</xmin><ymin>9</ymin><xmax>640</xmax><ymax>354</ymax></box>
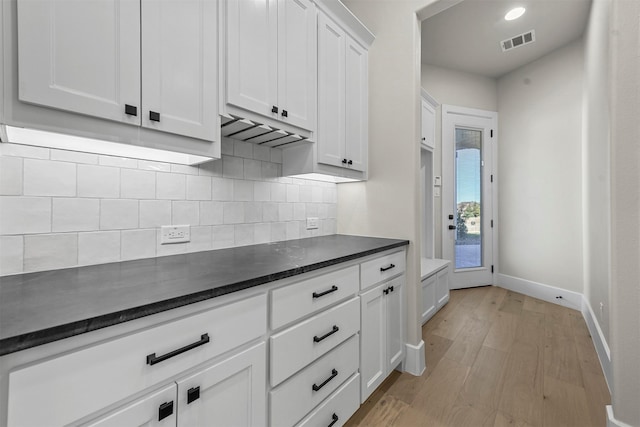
<box><xmin>346</xmin><ymin>286</ymin><xmax>611</xmax><ymax>426</ymax></box>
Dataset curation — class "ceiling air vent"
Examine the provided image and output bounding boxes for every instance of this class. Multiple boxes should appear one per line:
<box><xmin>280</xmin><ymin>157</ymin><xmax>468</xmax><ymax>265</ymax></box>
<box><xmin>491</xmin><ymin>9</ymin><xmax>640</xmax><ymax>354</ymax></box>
<box><xmin>501</xmin><ymin>30</ymin><xmax>535</xmax><ymax>52</ymax></box>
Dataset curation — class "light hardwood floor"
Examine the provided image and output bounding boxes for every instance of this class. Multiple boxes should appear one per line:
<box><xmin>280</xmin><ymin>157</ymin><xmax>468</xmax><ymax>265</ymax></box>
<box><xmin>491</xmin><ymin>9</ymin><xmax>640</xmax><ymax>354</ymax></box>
<box><xmin>345</xmin><ymin>286</ymin><xmax>611</xmax><ymax>427</ymax></box>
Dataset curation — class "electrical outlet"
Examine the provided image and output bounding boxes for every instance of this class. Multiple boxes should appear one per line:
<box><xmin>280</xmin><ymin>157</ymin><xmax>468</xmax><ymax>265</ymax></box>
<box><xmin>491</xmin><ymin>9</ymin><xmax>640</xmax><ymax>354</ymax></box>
<box><xmin>161</xmin><ymin>225</ymin><xmax>191</xmax><ymax>244</ymax></box>
<box><xmin>306</xmin><ymin>217</ymin><xmax>319</xmax><ymax>230</ymax></box>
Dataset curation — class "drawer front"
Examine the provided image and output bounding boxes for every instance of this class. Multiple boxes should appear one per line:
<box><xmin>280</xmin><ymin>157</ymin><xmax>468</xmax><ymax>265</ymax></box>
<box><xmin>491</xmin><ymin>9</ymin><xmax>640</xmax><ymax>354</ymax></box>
<box><xmin>270</xmin><ymin>297</ymin><xmax>360</xmax><ymax>387</ymax></box>
<box><xmin>270</xmin><ymin>335</ymin><xmax>359</xmax><ymax>427</ymax></box>
<box><xmin>360</xmin><ymin>250</ymin><xmax>406</xmax><ymax>290</ymax></box>
<box><xmin>296</xmin><ymin>373</ymin><xmax>360</xmax><ymax>427</ymax></box>
<box><xmin>271</xmin><ymin>265</ymin><xmax>359</xmax><ymax>330</ymax></box>
<box><xmin>7</xmin><ymin>293</ymin><xmax>267</xmax><ymax>427</ymax></box>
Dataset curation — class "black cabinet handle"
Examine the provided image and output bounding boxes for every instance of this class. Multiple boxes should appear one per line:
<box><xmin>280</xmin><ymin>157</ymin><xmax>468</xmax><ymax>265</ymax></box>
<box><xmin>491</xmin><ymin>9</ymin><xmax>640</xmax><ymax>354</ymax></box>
<box><xmin>312</xmin><ymin>369</ymin><xmax>338</xmax><ymax>392</ymax></box>
<box><xmin>390</xmin><ymin>285</ymin><xmax>394</xmax><ymax>293</ymax></box>
<box><xmin>313</xmin><ymin>325</ymin><xmax>339</xmax><ymax>343</ymax></box>
<box><xmin>281</xmin><ymin>109</ymin><xmax>288</xmax><ymax>117</ymax></box>
<box><xmin>187</xmin><ymin>386</ymin><xmax>200</xmax><ymax>404</ymax></box>
<box><xmin>348</xmin><ymin>160</ymin><xmax>353</xmax><ymax>165</ymax></box>
<box><xmin>150</xmin><ymin>111</ymin><xmax>161</xmax><ymax>122</ymax></box>
<box><xmin>422</xmin><ymin>137</ymin><xmax>426</xmax><ymax>141</ymax></box>
<box><xmin>383</xmin><ymin>288</ymin><xmax>389</xmax><ymax>295</ymax></box>
<box><xmin>380</xmin><ymin>264</ymin><xmax>395</xmax><ymax>272</ymax></box>
<box><xmin>272</xmin><ymin>106</ymin><xmax>279</xmax><ymax>114</ymax></box>
<box><xmin>146</xmin><ymin>333</ymin><xmax>210</xmax><ymax>365</ymax></box>
<box><xmin>448</xmin><ymin>225</ymin><xmax>456</xmax><ymax>230</ymax></box>
<box><xmin>342</xmin><ymin>159</ymin><xmax>347</xmax><ymax>164</ymax></box>
<box><xmin>328</xmin><ymin>413</ymin><xmax>339</xmax><ymax>427</ymax></box>
<box><xmin>125</xmin><ymin>104</ymin><xmax>138</xmax><ymax>116</ymax></box>
<box><xmin>313</xmin><ymin>285</ymin><xmax>338</xmax><ymax>299</ymax></box>
<box><xmin>158</xmin><ymin>401</ymin><xmax>174</xmax><ymax>421</ymax></box>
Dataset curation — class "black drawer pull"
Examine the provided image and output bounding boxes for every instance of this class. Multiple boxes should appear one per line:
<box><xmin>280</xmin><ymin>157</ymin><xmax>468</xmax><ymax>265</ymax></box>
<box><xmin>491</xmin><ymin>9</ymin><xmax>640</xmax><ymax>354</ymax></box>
<box><xmin>383</xmin><ymin>287</ymin><xmax>389</xmax><ymax>295</ymax></box>
<box><xmin>313</xmin><ymin>325</ymin><xmax>339</xmax><ymax>343</ymax></box>
<box><xmin>272</xmin><ymin>105</ymin><xmax>279</xmax><ymax>114</ymax></box>
<box><xmin>328</xmin><ymin>413</ymin><xmax>339</xmax><ymax>427</ymax></box>
<box><xmin>313</xmin><ymin>285</ymin><xmax>338</xmax><ymax>299</ymax></box>
<box><xmin>125</xmin><ymin>104</ymin><xmax>137</xmax><ymax>116</ymax></box>
<box><xmin>312</xmin><ymin>369</ymin><xmax>338</xmax><ymax>392</ymax></box>
<box><xmin>187</xmin><ymin>386</ymin><xmax>200</xmax><ymax>404</ymax></box>
<box><xmin>281</xmin><ymin>109</ymin><xmax>288</xmax><ymax>117</ymax></box>
<box><xmin>146</xmin><ymin>333</ymin><xmax>210</xmax><ymax>365</ymax></box>
<box><xmin>150</xmin><ymin>111</ymin><xmax>161</xmax><ymax>122</ymax></box>
<box><xmin>158</xmin><ymin>401</ymin><xmax>174</xmax><ymax>421</ymax></box>
<box><xmin>389</xmin><ymin>285</ymin><xmax>394</xmax><ymax>293</ymax></box>
<box><xmin>380</xmin><ymin>264</ymin><xmax>396</xmax><ymax>272</ymax></box>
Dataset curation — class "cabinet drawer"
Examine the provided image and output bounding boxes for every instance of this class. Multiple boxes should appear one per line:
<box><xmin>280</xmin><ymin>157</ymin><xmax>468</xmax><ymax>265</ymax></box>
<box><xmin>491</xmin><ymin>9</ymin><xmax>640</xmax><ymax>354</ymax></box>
<box><xmin>270</xmin><ymin>297</ymin><xmax>359</xmax><ymax>387</ymax></box>
<box><xmin>270</xmin><ymin>335</ymin><xmax>359</xmax><ymax>427</ymax></box>
<box><xmin>271</xmin><ymin>265</ymin><xmax>359</xmax><ymax>330</ymax></box>
<box><xmin>296</xmin><ymin>373</ymin><xmax>360</xmax><ymax>427</ymax></box>
<box><xmin>360</xmin><ymin>250</ymin><xmax>406</xmax><ymax>290</ymax></box>
<box><xmin>7</xmin><ymin>293</ymin><xmax>267</xmax><ymax>427</ymax></box>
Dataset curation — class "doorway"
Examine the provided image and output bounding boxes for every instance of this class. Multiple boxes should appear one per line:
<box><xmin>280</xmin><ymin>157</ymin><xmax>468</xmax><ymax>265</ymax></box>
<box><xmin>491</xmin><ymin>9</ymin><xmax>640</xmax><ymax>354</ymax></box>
<box><xmin>442</xmin><ymin>105</ymin><xmax>497</xmax><ymax>289</ymax></box>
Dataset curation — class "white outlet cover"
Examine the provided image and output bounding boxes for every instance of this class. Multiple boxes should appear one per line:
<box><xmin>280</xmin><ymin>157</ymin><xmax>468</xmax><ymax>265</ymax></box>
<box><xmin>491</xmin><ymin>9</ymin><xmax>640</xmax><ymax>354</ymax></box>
<box><xmin>306</xmin><ymin>217</ymin><xmax>319</xmax><ymax>230</ymax></box>
<box><xmin>161</xmin><ymin>225</ymin><xmax>191</xmax><ymax>244</ymax></box>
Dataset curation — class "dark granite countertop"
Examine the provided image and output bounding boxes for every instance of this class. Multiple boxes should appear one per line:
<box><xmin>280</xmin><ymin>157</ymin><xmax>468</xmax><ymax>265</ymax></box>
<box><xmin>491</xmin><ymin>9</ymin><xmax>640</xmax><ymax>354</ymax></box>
<box><xmin>0</xmin><ymin>234</ymin><xmax>408</xmax><ymax>356</ymax></box>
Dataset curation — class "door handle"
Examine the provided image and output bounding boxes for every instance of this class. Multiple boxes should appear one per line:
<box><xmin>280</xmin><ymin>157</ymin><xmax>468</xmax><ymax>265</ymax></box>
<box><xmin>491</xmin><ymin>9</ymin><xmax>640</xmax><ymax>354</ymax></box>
<box><xmin>448</xmin><ymin>225</ymin><xmax>456</xmax><ymax>230</ymax></box>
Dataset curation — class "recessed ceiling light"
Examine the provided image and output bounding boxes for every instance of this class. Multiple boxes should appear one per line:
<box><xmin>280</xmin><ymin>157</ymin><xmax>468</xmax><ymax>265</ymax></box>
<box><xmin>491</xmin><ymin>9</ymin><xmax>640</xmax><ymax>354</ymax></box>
<box><xmin>505</xmin><ymin>7</ymin><xmax>526</xmax><ymax>21</ymax></box>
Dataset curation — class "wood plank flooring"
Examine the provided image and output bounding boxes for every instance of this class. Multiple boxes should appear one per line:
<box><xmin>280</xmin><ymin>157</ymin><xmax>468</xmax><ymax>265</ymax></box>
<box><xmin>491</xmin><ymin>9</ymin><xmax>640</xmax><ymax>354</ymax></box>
<box><xmin>345</xmin><ymin>286</ymin><xmax>611</xmax><ymax>427</ymax></box>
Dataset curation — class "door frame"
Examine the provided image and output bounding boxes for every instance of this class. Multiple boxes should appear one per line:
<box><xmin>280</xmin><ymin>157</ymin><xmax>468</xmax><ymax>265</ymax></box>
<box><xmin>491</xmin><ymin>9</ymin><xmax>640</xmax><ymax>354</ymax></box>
<box><xmin>441</xmin><ymin>104</ymin><xmax>499</xmax><ymax>289</ymax></box>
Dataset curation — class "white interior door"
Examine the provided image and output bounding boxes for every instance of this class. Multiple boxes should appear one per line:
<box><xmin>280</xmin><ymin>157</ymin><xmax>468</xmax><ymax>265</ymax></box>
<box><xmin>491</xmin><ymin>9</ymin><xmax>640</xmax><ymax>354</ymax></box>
<box><xmin>442</xmin><ymin>105</ymin><xmax>497</xmax><ymax>289</ymax></box>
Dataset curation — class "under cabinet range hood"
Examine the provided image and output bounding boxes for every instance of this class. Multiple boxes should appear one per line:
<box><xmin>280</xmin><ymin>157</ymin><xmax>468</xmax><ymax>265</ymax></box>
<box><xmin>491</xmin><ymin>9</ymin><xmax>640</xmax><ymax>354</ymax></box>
<box><xmin>220</xmin><ymin>114</ymin><xmax>309</xmax><ymax>148</ymax></box>
<box><xmin>0</xmin><ymin>125</ymin><xmax>214</xmax><ymax>165</ymax></box>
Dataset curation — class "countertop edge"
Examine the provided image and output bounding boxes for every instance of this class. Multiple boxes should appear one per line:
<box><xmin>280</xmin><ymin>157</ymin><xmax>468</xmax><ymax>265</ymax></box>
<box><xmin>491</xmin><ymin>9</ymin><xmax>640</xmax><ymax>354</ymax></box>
<box><xmin>0</xmin><ymin>239</ymin><xmax>409</xmax><ymax>356</ymax></box>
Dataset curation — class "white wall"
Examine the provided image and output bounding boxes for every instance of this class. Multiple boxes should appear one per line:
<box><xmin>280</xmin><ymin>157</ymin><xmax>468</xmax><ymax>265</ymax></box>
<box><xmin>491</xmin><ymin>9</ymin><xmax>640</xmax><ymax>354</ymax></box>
<box><xmin>582</xmin><ymin>0</ymin><xmax>611</xmax><ymax>351</ymax></box>
<box><xmin>609</xmin><ymin>0</ymin><xmax>640</xmax><ymax>423</ymax></box>
<box><xmin>497</xmin><ymin>39</ymin><xmax>584</xmax><ymax>293</ymax></box>
<box><xmin>420</xmin><ymin>64</ymin><xmax>497</xmax><ymax>257</ymax></box>
<box><xmin>0</xmin><ymin>139</ymin><xmax>337</xmax><ymax>275</ymax></box>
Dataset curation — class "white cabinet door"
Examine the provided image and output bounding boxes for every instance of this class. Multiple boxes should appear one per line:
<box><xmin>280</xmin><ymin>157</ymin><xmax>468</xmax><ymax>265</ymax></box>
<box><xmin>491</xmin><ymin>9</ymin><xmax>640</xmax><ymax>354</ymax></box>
<box><xmin>277</xmin><ymin>0</ymin><xmax>316</xmax><ymax>130</ymax></box>
<box><xmin>176</xmin><ymin>342</ymin><xmax>267</xmax><ymax>427</ymax></box>
<box><xmin>385</xmin><ymin>278</ymin><xmax>404</xmax><ymax>370</ymax></box>
<box><xmin>344</xmin><ymin>36</ymin><xmax>367</xmax><ymax>172</ymax></box>
<box><xmin>141</xmin><ymin>0</ymin><xmax>217</xmax><ymax>141</ymax></box>
<box><xmin>17</xmin><ymin>0</ymin><xmax>140</xmax><ymax>125</ymax></box>
<box><xmin>80</xmin><ymin>384</ymin><xmax>177</xmax><ymax>427</ymax></box>
<box><xmin>317</xmin><ymin>12</ymin><xmax>346</xmax><ymax>168</ymax></box>
<box><xmin>436</xmin><ymin>268</ymin><xmax>450</xmax><ymax>308</ymax></box>
<box><xmin>226</xmin><ymin>0</ymin><xmax>278</xmax><ymax>118</ymax></box>
<box><xmin>421</xmin><ymin>274</ymin><xmax>437</xmax><ymax>324</ymax></box>
<box><xmin>359</xmin><ymin>284</ymin><xmax>386</xmax><ymax>403</ymax></box>
<box><xmin>421</xmin><ymin>98</ymin><xmax>436</xmax><ymax>150</ymax></box>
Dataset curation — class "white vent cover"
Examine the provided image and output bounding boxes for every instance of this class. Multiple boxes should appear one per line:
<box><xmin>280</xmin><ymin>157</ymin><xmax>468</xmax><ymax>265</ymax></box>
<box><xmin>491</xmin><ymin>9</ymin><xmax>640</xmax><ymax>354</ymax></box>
<box><xmin>501</xmin><ymin>30</ymin><xmax>536</xmax><ymax>52</ymax></box>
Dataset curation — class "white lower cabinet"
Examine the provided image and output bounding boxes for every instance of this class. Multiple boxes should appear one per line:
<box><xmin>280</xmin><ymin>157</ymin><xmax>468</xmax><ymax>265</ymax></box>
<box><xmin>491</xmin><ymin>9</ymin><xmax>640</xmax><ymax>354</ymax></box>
<box><xmin>421</xmin><ymin>263</ymin><xmax>451</xmax><ymax>324</ymax></box>
<box><xmin>359</xmin><ymin>275</ymin><xmax>405</xmax><ymax>403</ymax></box>
<box><xmin>176</xmin><ymin>342</ymin><xmax>266</xmax><ymax>427</ymax></box>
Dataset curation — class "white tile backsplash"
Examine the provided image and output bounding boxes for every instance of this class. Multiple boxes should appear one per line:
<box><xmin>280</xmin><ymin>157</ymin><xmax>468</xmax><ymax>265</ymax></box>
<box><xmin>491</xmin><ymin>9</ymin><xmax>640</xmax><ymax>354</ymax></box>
<box><xmin>52</xmin><ymin>198</ymin><xmax>100</xmax><ymax>232</ymax></box>
<box><xmin>0</xmin><ymin>156</ymin><xmax>23</xmax><ymax>196</ymax></box>
<box><xmin>1</xmin><ymin>145</ymin><xmax>336</xmax><ymax>275</ymax></box>
<box><xmin>0</xmin><ymin>197</ymin><xmax>52</xmax><ymax>235</ymax></box>
<box><xmin>121</xmin><ymin>169</ymin><xmax>156</xmax><ymax>199</ymax></box>
<box><xmin>78</xmin><ymin>231</ymin><xmax>120</xmax><ymax>265</ymax></box>
<box><xmin>77</xmin><ymin>164</ymin><xmax>120</xmax><ymax>198</ymax></box>
<box><xmin>24</xmin><ymin>233</ymin><xmax>77</xmax><ymax>271</ymax></box>
<box><xmin>100</xmin><ymin>199</ymin><xmax>139</xmax><ymax>230</ymax></box>
<box><xmin>24</xmin><ymin>159</ymin><xmax>76</xmax><ymax>196</ymax></box>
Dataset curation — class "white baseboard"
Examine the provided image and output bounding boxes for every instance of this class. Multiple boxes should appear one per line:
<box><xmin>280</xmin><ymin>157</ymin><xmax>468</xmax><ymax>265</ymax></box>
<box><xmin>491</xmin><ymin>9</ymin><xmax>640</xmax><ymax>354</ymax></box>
<box><xmin>496</xmin><ymin>274</ymin><xmax>583</xmax><ymax>310</ymax></box>
<box><xmin>607</xmin><ymin>406</ymin><xmax>634</xmax><ymax>427</ymax></box>
<box><xmin>403</xmin><ymin>341</ymin><xmax>426</xmax><ymax>376</ymax></box>
<box><xmin>582</xmin><ymin>298</ymin><xmax>613</xmax><ymax>392</ymax></box>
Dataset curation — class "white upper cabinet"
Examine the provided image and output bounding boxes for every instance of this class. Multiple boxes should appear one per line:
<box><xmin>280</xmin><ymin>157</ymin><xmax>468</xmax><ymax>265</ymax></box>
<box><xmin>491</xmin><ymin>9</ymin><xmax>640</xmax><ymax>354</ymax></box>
<box><xmin>225</xmin><ymin>0</ymin><xmax>316</xmax><ymax>133</ymax></box>
<box><xmin>141</xmin><ymin>0</ymin><xmax>218</xmax><ymax>141</ymax></box>
<box><xmin>15</xmin><ymin>0</ymin><xmax>218</xmax><ymax>142</ymax></box>
<box><xmin>317</xmin><ymin>12</ymin><xmax>367</xmax><ymax>173</ymax></box>
<box><xmin>421</xmin><ymin>89</ymin><xmax>438</xmax><ymax>150</ymax></box>
<box><xmin>17</xmin><ymin>0</ymin><xmax>141</xmax><ymax>126</ymax></box>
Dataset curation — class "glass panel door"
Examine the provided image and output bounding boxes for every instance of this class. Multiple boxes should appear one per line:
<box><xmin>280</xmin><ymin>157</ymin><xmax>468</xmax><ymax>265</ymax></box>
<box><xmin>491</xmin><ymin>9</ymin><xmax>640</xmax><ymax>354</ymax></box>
<box><xmin>455</xmin><ymin>127</ymin><xmax>482</xmax><ymax>269</ymax></box>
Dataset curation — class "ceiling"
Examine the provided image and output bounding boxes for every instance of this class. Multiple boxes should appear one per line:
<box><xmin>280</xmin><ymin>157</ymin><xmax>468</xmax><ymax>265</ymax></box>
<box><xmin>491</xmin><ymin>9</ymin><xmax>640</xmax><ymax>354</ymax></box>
<box><xmin>421</xmin><ymin>0</ymin><xmax>592</xmax><ymax>78</ymax></box>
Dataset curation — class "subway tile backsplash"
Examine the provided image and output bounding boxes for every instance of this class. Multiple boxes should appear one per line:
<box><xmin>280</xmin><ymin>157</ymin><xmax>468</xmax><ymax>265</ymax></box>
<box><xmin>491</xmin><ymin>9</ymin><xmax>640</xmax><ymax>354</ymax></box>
<box><xmin>0</xmin><ymin>138</ymin><xmax>337</xmax><ymax>276</ymax></box>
